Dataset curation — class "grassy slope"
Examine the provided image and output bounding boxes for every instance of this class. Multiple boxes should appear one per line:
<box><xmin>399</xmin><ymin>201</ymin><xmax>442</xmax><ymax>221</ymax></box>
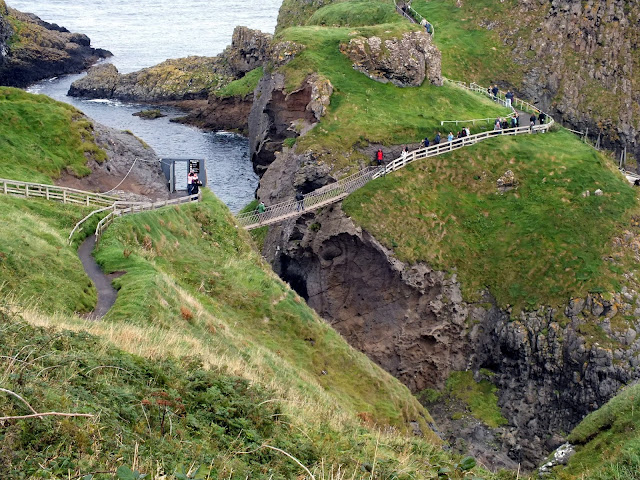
<box><xmin>550</xmin><ymin>383</ymin><xmax>640</xmax><ymax>480</ymax></box>
<box><xmin>0</xmin><ymin>87</ymin><xmax>106</xmax><ymax>182</ymax></box>
<box><xmin>412</xmin><ymin>0</ymin><xmax>526</xmax><ymax>86</ymax></box>
<box><xmin>0</xmin><ymin>196</ymin><xmax>96</xmax><ymax>313</ymax></box>
<box><xmin>1</xmin><ymin>191</ymin><xmax>510</xmax><ymax>478</ymax></box>
<box><xmin>344</xmin><ymin>130</ymin><xmax>636</xmax><ymax>310</ymax></box>
<box><xmin>272</xmin><ymin>0</ymin><xmax>510</xmax><ymax>173</ymax></box>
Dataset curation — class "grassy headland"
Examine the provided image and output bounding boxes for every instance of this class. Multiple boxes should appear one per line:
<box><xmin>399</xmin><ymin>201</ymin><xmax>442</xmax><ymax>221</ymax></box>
<box><xmin>550</xmin><ymin>382</ymin><xmax>640</xmax><ymax>479</ymax></box>
<box><xmin>0</xmin><ymin>87</ymin><xmax>106</xmax><ymax>182</ymax></box>
<box><xmin>276</xmin><ymin>20</ymin><xmax>509</xmax><ymax>172</ymax></box>
<box><xmin>343</xmin><ymin>130</ymin><xmax>636</xmax><ymax>310</ymax></box>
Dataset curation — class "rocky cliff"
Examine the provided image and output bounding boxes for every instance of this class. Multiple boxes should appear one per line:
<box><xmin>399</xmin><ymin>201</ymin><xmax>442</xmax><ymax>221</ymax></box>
<box><xmin>0</xmin><ymin>3</ymin><xmax>111</xmax><ymax>87</ymax></box>
<box><xmin>258</xmin><ymin>201</ymin><xmax>640</xmax><ymax>470</ymax></box>
<box><xmin>341</xmin><ymin>31</ymin><xmax>442</xmax><ymax>87</ymax></box>
<box><xmin>478</xmin><ymin>0</ymin><xmax>640</xmax><ymax>165</ymax></box>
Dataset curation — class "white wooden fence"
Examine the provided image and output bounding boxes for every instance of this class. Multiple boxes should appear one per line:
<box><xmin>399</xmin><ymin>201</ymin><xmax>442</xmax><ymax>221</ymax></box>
<box><xmin>0</xmin><ymin>177</ymin><xmax>118</xmax><ymax>207</ymax></box>
<box><xmin>237</xmin><ymin>79</ymin><xmax>554</xmax><ymax>230</ymax></box>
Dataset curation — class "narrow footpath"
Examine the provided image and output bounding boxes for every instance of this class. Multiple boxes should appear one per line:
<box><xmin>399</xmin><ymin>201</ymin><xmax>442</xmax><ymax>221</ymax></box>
<box><xmin>78</xmin><ymin>235</ymin><xmax>117</xmax><ymax>320</ymax></box>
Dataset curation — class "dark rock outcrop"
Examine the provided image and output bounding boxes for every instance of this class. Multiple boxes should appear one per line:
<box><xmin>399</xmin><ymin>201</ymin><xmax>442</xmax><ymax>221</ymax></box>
<box><xmin>249</xmin><ymin>72</ymin><xmax>330</xmax><ymax>176</ymax></box>
<box><xmin>341</xmin><ymin>31</ymin><xmax>442</xmax><ymax>87</ymax></box>
<box><xmin>0</xmin><ymin>5</ymin><xmax>111</xmax><ymax>87</ymax></box>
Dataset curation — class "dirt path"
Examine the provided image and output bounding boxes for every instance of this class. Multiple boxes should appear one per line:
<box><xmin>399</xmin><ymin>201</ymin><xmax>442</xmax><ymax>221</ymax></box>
<box><xmin>78</xmin><ymin>236</ymin><xmax>118</xmax><ymax>320</ymax></box>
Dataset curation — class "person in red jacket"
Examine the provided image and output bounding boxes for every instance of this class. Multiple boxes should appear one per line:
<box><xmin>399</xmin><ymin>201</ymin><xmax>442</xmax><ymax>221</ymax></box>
<box><xmin>376</xmin><ymin>148</ymin><xmax>383</xmax><ymax>166</ymax></box>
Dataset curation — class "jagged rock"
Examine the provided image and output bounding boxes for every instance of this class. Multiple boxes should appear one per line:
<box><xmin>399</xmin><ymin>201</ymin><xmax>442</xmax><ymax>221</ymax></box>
<box><xmin>341</xmin><ymin>31</ymin><xmax>442</xmax><ymax>87</ymax></box>
<box><xmin>221</xmin><ymin>26</ymin><xmax>272</xmax><ymax>75</ymax></box>
<box><xmin>496</xmin><ymin>169</ymin><xmax>517</xmax><ymax>192</ymax></box>
<box><xmin>538</xmin><ymin>443</ymin><xmax>576</xmax><ymax>477</ymax></box>
<box><xmin>306</xmin><ymin>74</ymin><xmax>333</xmax><ymax>120</ymax></box>
<box><xmin>0</xmin><ymin>6</ymin><xmax>111</xmax><ymax>87</ymax></box>
<box><xmin>269</xmin><ymin>40</ymin><xmax>304</xmax><ymax>68</ymax></box>
<box><xmin>594</xmin><ymin>189</ymin><xmax>603</xmax><ymax>196</ymax></box>
<box><xmin>248</xmin><ymin>72</ymin><xmax>324</xmax><ymax>176</ymax></box>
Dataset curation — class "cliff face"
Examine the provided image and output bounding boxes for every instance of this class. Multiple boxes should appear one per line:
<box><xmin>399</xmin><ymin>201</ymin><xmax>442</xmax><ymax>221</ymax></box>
<box><xmin>494</xmin><ymin>0</ymin><xmax>640</xmax><ymax>163</ymax></box>
<box><xmin>0</xmin><ymin>5</ymin><xmax>111</xmax><ymax>87</ymax></box>
<box><xmin>261</xmin><ymin>203</ymin><xmax>640</xmax><ymax>470</ymax></box>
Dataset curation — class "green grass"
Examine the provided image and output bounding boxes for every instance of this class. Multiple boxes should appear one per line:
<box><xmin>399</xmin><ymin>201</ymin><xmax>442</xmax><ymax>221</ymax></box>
<box><xmin>0</xmin><ymin>87</ymin><xmax>106</xmax><ymax>183</ymax></box>
<box><xmin>0</xmin><ymin>190</ymin><xmax>511</xmax><ymax>478</ymax></box>
<box><xmin>0</xmin><ymin>196</ymin><xmax>96</xmax><ymax>313</ymax></box>
<box><xmin>308</xmin><ymin>0</ymin><xmax>401</xmax><ymax>27</ymax></box>
<box><xmin>445</xmin><ymin>371</ymin><xmax>507</xmax><ymax>428</ymax></box>
<box><xmin>412</xmin><ymin>0</ymin><xmax>527</xmax><ymax>85</ymax></box>
<box><xmin>277</xmin><ymin>24</ymin><xmax>510</xmax><ymax>172</ymax></box>
<box><xmin>92</xmin><ymin>191</ymin><xmax>434</xmax><ymax>432</ymax></box>
<box><xmin>215</xmin><ymin>67</ymin><xmax>264</xmax><ymax>98</ymax></box>
<box><xmin>343</xmin><ymin>130</ymin><xmax>636</xmax><ymax>310</ymax></box>
<box><xmin>549</xmin><ymin>383</ymin><xmax>640</xmax><ymax>479</ymax></box>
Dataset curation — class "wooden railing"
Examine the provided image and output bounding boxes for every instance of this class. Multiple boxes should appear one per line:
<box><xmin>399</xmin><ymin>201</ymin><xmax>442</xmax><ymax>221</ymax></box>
<box><xmin>375</xmin><ymin>124</ymin><xmax>551</xmax><ymax>178</ymax></box>
<box><xmin>237</xmin><ymin>79</ymin><xmax>554</xmax><ymax>230</ymax></box>
<box><xmin>236</xmin><ymin>167</ymin><xmax>381</xmax><ymax>229</ymax></box>
<box><xmin>94</xmin><ymin>193</ymin><xmax>201</xmax><ymax>243</ymax></box>
<box><xmin>0</xmin><ymin>177</ymin><xmax>119</xmax><ymax>207</ymax></box>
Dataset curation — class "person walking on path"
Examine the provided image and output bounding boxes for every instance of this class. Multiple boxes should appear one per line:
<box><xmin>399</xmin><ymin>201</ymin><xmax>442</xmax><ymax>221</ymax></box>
<box><xmin>505</xmin><ymin>90</ymin><xmax>514</xmax><ymax>108</ymax></box>
<box><xmin>491</xmin><ymin>85</ymin><xmax>499</xmax><ymax>102</ymax></box>
<box><xmin>401</xmin><ymin>146</ymin><xmax>409</xmax><ymax>162</ymax></box>
<box><xmin>257</xmin><ymin>201</ymin><xmax>265</xmax><ymax>214</ymax></box>
<box><xmin>538</xmin><ymin>111</ymin><xmax>546</xmax><ymax>125</ymax></box>
<box><xmin>295</xmin><ymin>191</ymin><xmax>304</xmax><ymax>211</ymax></box>
<box><xmin>434</xmin><ymin>132</ymin><xmax>441</xmax><ymax>144</ymax></box>
<box><xmin>447</xmin><ymin>132</ymin><xmax>454</xmax><ymax>142</ymax></box>
<box><xmin>376</xmin><ymin>148</ymin><xmax>384</xmax><ymax>166</ymax></box>
<box><xmin>423</xmin><ymin>136</ymin><xmax>430</xmax><ymax>147</ymax></box>
<box><xmin>530</xmin><ymin>113</ymin><xmax>537</xmax><ymax>130</ymax></box>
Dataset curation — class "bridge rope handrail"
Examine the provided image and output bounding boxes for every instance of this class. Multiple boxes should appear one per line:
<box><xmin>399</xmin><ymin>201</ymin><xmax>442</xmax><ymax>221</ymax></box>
<box><xmin>237</xmin><ymin>79</ymin><xmax>555</xmax><ymax>230</ymax></box>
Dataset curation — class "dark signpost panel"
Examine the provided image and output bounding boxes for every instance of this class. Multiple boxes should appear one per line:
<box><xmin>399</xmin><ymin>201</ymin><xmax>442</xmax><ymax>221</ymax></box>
<box><xmin>189</xmin><ymin>159</ymin><xmax>200</xmax><ymax>174</ymax></box>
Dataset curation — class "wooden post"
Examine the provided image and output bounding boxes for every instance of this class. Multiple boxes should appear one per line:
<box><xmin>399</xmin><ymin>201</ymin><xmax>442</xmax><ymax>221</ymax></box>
<box><xmin>25</xmin><ymin>184</ymin><xmax>29</xmax><ymax>198</ymax></box>
<box><xmin>63</xmin><ymin>190</ymin><xmax>67</xmax><ymax>204</ymax></box>
<box><xmin>46</xmin><ymin>187</ymin><xmax>50</xmax><ymax>200</ymax></box>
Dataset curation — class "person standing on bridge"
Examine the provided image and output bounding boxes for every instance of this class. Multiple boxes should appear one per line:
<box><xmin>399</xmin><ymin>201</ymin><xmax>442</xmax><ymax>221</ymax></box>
<box><xmin>295</xmin><ymin>191</ymin><xmax>304</xmax><ymax>211</ymax></box>
<box><xmin>257</xmin><ymin>201</ymin><xmax>265</xmax><ymax>214</ymax></box>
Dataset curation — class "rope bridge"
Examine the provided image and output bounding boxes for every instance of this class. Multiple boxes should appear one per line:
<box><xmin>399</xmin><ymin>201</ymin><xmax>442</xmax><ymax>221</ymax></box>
<box><xmin>236</xmin><ymin>79</ymin><xmax>555</xmax><ymax>230</ymax></box>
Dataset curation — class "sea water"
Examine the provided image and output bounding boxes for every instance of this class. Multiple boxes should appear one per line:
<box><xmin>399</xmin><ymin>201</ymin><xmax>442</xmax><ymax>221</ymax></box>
<box><xmin>10</xmin><ymin>0</ymin><xmax>283</xmax><ymax>211</ymax></box>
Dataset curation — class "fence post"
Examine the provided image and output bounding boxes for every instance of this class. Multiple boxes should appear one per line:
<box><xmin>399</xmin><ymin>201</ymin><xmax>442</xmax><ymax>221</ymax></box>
<box><xmin>25</xmin><ymin>184</ymin><xmax>29</xmax><ymax>198</ymax></box>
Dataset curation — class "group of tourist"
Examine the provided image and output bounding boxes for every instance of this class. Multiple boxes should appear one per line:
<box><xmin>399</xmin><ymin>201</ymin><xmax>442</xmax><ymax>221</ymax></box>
<box><xmin>488</xmin><ymin>84</ymin><xmax>515</xmax><ymax>107</ymax></box>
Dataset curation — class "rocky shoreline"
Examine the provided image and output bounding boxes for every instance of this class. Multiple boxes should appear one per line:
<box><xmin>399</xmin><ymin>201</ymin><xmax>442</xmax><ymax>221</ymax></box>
<box><xmin>0</xmin><ymin>2</ymin><xmax>111</xmax><ymax>87</ymax></box>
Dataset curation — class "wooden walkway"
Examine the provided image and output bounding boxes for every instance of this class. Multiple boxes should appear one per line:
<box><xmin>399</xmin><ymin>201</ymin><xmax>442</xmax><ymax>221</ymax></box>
<box><xmin>236</xmin><ymin>79</ymin><xmax>555</xmax><ymax>230</ymax></box>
